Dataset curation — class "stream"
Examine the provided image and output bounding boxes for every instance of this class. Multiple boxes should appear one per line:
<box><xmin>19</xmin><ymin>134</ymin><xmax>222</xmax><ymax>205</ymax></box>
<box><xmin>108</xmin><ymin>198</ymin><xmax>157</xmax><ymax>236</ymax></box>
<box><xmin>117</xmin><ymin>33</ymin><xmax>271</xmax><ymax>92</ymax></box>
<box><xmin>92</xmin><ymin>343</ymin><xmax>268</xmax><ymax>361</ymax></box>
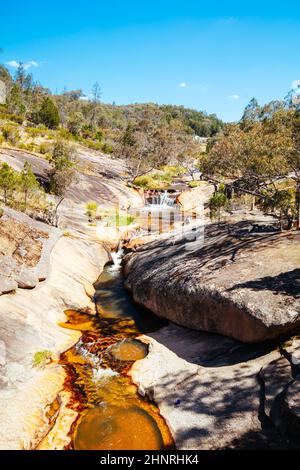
<box><xmin>57</xmin><ymin>247</ymin><xmax>173</xmax><ymax>450</ymax></box>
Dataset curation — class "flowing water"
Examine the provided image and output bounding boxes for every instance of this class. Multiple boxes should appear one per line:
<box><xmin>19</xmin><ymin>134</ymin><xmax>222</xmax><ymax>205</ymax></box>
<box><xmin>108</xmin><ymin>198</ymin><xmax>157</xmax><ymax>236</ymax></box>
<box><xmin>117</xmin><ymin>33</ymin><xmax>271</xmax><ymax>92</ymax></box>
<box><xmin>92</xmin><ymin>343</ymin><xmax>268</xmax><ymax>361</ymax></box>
<box><xmin>58</xmin><ymin>250</ymin><xmax>173</xmax><ymax>450</ymax></box>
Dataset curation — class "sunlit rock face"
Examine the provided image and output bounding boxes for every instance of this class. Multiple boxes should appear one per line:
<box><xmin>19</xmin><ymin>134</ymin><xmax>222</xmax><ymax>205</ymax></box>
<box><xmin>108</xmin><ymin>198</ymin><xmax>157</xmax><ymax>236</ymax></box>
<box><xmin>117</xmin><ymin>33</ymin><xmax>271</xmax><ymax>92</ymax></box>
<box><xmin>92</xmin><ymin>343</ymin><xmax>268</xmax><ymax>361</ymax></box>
<box><xmin>124</xmin><ymin>221</ymin><xmax>300</xmax><ymax>343</ymax></box>
<box><xmin>0</xmin><ymin>80</ymin><xmax>6</xmax><ymax>104</ymax></box>
<box><xmin>131</xmin><ymin>325</ymin><xmax>300</xmax><ymax>449</ymax></box>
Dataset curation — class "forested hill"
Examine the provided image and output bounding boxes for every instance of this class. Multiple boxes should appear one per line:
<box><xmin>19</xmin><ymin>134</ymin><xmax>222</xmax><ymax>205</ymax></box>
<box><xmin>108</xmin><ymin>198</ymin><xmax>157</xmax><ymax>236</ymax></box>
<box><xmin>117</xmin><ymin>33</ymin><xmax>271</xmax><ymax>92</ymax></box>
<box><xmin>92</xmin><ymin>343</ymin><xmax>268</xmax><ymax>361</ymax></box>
<box><xmin>0</xmin><ymin>63</ymin><xmax>222</xmax><ymax>143</ymax></box>
<box><xmin>90</xmin><ymin>102</ymin><xmax>223</xmax><ymax>137</ymax></box>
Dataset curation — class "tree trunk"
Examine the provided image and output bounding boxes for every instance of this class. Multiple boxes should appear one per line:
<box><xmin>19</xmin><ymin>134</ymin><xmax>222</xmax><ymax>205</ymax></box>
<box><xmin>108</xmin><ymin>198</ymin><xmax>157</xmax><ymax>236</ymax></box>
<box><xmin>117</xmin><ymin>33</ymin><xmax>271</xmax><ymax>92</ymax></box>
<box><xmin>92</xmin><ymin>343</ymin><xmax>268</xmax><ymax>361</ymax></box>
<box><xmin>296</xmin><ymin>185</ymin><xmax>300</xmax><ymax>230</ymax></box>
<box><xmin>54</xmin><ymin>197</ymin><xmax>64</xmax><ymax>227</ymax></box>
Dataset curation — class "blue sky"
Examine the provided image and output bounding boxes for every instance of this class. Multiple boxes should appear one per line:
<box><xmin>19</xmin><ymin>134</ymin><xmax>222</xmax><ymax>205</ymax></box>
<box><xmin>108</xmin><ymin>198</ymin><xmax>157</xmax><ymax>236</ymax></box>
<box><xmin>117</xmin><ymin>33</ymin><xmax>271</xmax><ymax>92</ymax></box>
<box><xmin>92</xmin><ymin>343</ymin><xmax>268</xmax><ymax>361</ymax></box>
<box><xmin>1</xmin><ymin>1</ymin><xmax>299</xmax><ymax>121</ymax></box>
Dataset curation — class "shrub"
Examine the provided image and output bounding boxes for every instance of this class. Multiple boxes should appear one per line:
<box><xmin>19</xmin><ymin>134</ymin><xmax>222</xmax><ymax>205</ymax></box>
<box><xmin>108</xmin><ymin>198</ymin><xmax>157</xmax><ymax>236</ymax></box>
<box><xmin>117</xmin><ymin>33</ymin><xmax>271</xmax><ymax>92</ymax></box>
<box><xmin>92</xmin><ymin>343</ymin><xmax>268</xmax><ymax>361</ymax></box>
<box><xmin>32</xmin><ymin>350</ymin><xmax>53</xmax><ymax>369</ymax></box>
<box><xmin>84</xmin><ymin>139</ymin><xmax>103</xmax><ymax>151</ymax></box>
<box><xmin>85</xmin><ymin>200</ymin><xmax>98</xmax><ymax>221</ymax></box>
<box><xmin>38</xmin><ymin>142</ymin><xmax>52</xmax><ymax>155</ymax></box>
<box><xmin>101</xmin><ymin>142</ymin><xmax>113</xmax><ymax>154</ymax></box>
<box><xmin>209</xmin><ymin>184</ymin><xmax>230</xmax><ymax>222</ymax></box>
<box><xmin>37</xmin><ymin>97</ymin><xmax>60</xmax><ymax>129</ymax></box>
<box><xmin>1</xmin><ymin>124</ymin><xmax>20</xmax><ymax>145</ymax></box>
<box><xmin>160</xmin><ymin>165</ymin><xmax>186</xmax><ymax>177</ymax></box>
<box><xmin>57</xmin><ymin>127</ymin><xmax>73</xmax><ymax>140</ymax></box>
<box><xmin>0</xmin><ymin>112</ymin><xmax>23</xmax><ymax>124</ymax></box>
<box><xmin>18</xmin><ymin>142</ymin><xmax>37</xmax><ymax>152</ymax></box>
<box><xmin>134</xmin><ymin>173</ymin><xmax>171</xmax><ymax>189</ymax></box>
<box><xmin>188</xmin><ymin>181</ymin><xmax>204</xmax><ymax>188</ymax></box>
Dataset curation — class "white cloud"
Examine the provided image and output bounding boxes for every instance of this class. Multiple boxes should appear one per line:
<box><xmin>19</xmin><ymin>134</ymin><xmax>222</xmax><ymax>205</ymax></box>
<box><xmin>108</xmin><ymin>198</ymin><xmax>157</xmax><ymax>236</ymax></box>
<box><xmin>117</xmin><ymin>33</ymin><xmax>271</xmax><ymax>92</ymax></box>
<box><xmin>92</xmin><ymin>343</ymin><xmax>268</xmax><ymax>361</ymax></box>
<box><xmin>24</xmin><ymin>61</ymin><xmax>39</xmax><ymax>69</ymax></box>
<box><xmin>6</xmin><ymin>60</ymin><xmax>39</xmax><ymax>70</ymax></box>
<box><xmin>5</xmin><ymin>60</ymin><xmax>20</xmax><ymax>68</ymax></box>
<box><xmin>179</xmin><ymin>82</ymin><xmax>187</xmax><ymax>88</ymax></box>
<box><xmin>228</xmin><ymin>94</ymin><xmax>240</xmax><ymax>100</ymax></box>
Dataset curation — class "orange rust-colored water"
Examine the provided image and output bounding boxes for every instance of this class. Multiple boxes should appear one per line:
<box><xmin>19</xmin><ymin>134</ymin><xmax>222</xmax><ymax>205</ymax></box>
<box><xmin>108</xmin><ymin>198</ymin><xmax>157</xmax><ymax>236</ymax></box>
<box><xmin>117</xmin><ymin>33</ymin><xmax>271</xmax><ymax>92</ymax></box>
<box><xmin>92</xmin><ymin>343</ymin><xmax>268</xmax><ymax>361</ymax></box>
<box><xmin>59</xmin><ymin>260</ymin><xmax>172</xmax><ymax>450</ymax></box>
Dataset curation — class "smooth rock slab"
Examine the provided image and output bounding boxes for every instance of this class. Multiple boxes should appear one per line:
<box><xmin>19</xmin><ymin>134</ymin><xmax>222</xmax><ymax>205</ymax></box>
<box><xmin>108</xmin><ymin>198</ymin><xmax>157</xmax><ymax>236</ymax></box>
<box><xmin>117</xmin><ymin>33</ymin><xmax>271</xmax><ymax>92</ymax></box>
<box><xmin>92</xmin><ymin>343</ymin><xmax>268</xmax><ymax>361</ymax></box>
<box><xmin>124</xmin><ymin>222</ymin><xmax>300</xmax><ymax>342</ymax></box>
<box><xmin>131</xmin><ymin>325</ymin><xmax>281</xmax><ymax>449</ymax></box>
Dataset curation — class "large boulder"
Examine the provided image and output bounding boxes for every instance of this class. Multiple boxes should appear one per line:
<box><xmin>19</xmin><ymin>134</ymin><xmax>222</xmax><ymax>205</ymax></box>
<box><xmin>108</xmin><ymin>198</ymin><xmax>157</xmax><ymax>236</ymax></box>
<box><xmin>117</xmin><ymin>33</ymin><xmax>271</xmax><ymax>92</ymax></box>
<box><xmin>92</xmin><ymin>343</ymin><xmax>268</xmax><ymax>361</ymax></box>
<box><xmin>124</xmin><ymin>222</ymin><xmax>300</xmax><ymax>343</ymax></box>
<box><xmin>176</xmin><ymin>183</ymin><xmax>214</xmax><ymax>213</ymax></box>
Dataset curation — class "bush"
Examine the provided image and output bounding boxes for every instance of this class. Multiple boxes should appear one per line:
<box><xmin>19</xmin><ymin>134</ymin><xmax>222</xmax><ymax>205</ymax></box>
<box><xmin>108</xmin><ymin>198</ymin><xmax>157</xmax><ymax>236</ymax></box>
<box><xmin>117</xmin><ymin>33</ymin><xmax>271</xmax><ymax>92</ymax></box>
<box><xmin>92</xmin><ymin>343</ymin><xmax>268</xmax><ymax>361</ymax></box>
<box><xmin>37</xmin><ymin>97</ymin><xmax>60</xmax><ymax>129</ymax></box>
<box><xmin>188</xmin><ymin>181</ymin><xmax>204</xmax><ymax>188</ymax></box>
<box><xmin>18</xmin><ymin>142</ymin><xmax>37</xmax><ymax>152</ymax></box>
<box><xmin>1</xmin><ymin>125</ymin><xmax>20</xmax><ymax>145</ymax></box>
<box><xmin>32</xmin><ymin>350</ymin><xmax>53</xmax><ymax>369</ymax></box>
<box><xmin>84</xmin><ymin>139</ymin><xmax>103</xmax><ymax>151</ymax></box>
<box><xmin>85</xmin><ymin>200</ymin><xmax>98</xmax><ymax>220</ymax></box>
<box><xmin>38</xmin><ymin>142</ymin><xmax>52</xmax><ymax>155</ymax></box>
<box><xmin>160</xmin><ymin>165</ymin><xmax>186</xmax><ymax>177</ymax></box>
<box><xmin>25</xmin><ymin>126</ymin><xmax>45</xmax><ymax>137</ymax></box>
<box><xmin>209</xmin><ymin>185</ymin><xmax>230</xmax><ymax>222</ymax></box>
<box><xmin>101</xmin><ymin>142</ymin><xmax>113</xmax><ymax>154</ymax></box>
<box><xmin>57</xmin><ymin>127</ymin><xmax>73</xmax><ymax>140</ymax></box>
<box><xmin>134</xmin><ymin>173</ymin><xmax>171</xmax><ymax>190</ymax></box>
<box><xmin>0</xmin><ymin>112</ymin><xmax>23</xmax><ymax>124</ymax></box>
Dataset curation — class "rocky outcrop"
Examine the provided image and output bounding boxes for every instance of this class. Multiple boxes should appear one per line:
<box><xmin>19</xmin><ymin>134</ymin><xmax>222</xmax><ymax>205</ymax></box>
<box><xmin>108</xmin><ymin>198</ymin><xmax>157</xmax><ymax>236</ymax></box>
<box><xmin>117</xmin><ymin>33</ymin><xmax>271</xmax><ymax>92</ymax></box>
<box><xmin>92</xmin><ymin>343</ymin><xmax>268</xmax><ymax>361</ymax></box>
<box><xmin>0</xmin><ymin>235</ymin><xmax>109</xmax><ymax>449</ymax></box>
<box><xmin>124</xmin><ymin>222</ymin><xmax>300</xmax><ymax>343</ymax></box>
<box><xmin>0</xmin><ymin>208</ymin><xmax>61</xmax><ymax>295</ymax></box>
<box><xmin>131</xmin><ymin>324</ymin><xmax>300</xmax><ymax>449</ymax></box>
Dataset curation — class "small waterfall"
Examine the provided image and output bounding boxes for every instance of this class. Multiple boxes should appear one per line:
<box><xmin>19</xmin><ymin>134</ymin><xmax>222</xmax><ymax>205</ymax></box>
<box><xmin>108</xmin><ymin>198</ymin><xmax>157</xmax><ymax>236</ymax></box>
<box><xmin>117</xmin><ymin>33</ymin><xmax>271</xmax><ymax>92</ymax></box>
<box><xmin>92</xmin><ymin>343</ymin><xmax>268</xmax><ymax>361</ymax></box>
<box><xmin>108</xmin><ymin>247</ymin><xmax>124</xmax><ymax>272</ymax></box>
<box><xmin>146</xmin><ymin>190</ymin><xmax>175</xmax><ymax>208</ymax></box>
<box><xmin>159</xmin><ymin>190</ymin><xmax>174</xmax><ymax>207</ymax></box>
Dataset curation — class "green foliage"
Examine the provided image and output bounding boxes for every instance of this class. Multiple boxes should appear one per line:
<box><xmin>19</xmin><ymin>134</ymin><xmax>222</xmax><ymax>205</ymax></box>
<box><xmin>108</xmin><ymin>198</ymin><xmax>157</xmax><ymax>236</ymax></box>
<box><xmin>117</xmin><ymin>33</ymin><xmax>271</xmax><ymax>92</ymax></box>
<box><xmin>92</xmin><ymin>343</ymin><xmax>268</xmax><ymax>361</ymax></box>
<box><xmin>0</xmin><ymin>112</ymin><xmax>24</xmax><ymax>124</ymax></box>
<box><xmin>38</xmin><ymin>142</ymin><xmax>52</xmax><ymax>155</ymax></box>
<box><xmin>260</xmin><ymin>188</ymin><xmax>296</xmax><ymax>229</ymax></box>
<box><xmin>32</xmin><ymin>350</ymin><xmax>53</xmax><ymax>369</ymax></box>
<box><xmin>188</xmin><ymin>181</ymin><xmax>203</xmax><ymax>188</ymax></box>
<box><xmin>209</xmin><ymin>185</ymin><xmax>230</xmax><ymax>222</ymax></box>
<box><xmin>134</xmin><ymin>173</ymin><xmax>171</xmax><ymax>189</ymax></box>
<box><xmin>101</xmin><ymin>142</ymin><xmax>113</xmax><ymax>154</ymax></box>
<box><xmin>18</xmin><ymin>142</ymin><xmax>37</xmax><ymax>152</ymax></box>
<box><xmin>84</xmin><ymin>139</ymin><xmax>103</xmax><ymax>151</ymax></box>
<box><xmin>37</xmin><ymin>97</ymin><xmax>60</xmax><ymax>129</ymax></box>
<box><xmin>0</xmin><ymin>161</ymin><xmax>43</xmax><ymax>211</ymax></box>
<box><xmin>101</xmin><ymin>210</ymin><xmax>135</xmax><ymax>227</ymax></box>
<box><xmin>6</xmin><ymin>84</ymin><xmax>26</xmax><ymax>116</ymax></box>
<box><xmin>85</xmin><ymin>200</ymin><xmax>98</xmax><ymax>221</ymax></box>
<box><xmin>20</xmin><ymin>161</ymin><xmax>38</xmax><ymax>209</ymax></box>
<box><xmin>1</xmin><ymin>124</ymin><xmax>20</xmax><ymax>144</ymax></box>
<box><xmin>67</xmin><ymin>111</ymin><xmax>84</xmax><ymax>136</ymax></box>
<box><xmin>0</xmin><ymin>162</ymin><xmax>17</xmax><ymax>203</ymax></box>
<box><xmin>160</xmin><ymin>165</ymin><xmax>186</xmax><ymax>177</ymax></box>
<box><xmin>48</xmin><ymin>140</ymin><xmax>77</xmax><ymax>196</ymax></box>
